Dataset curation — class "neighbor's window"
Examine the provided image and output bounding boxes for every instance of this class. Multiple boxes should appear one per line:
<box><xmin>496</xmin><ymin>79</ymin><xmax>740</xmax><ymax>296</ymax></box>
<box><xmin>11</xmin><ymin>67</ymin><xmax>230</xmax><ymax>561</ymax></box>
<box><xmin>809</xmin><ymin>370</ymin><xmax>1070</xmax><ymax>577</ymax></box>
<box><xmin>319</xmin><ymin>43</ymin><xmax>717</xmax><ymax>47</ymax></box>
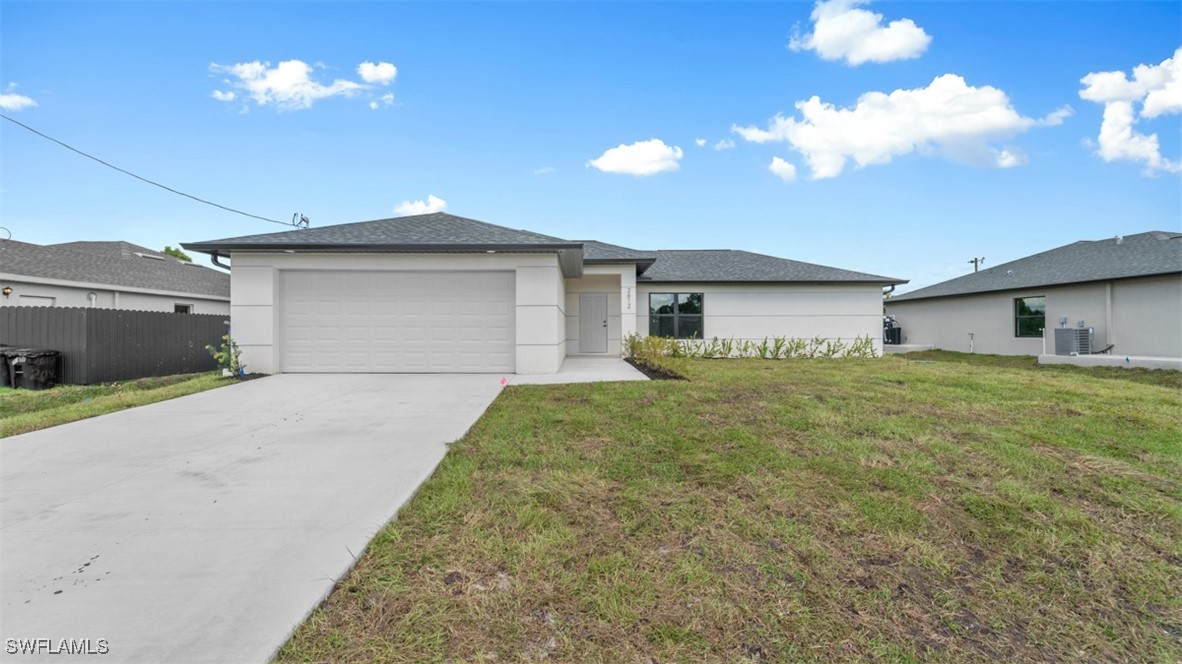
<box><xmin>649</xmin><ymin>293</ymin><xmax>704</xmax><ymax>339</ymax></box>
<box><xmin>174</xmin><ymin>304</ymin><xmax>192</xmax><ymax>314</ymax></box>
<box><xmin>1014</xmin><ymin>296</ymin><xmax>1045</xmax><ymax>337</ymax></box>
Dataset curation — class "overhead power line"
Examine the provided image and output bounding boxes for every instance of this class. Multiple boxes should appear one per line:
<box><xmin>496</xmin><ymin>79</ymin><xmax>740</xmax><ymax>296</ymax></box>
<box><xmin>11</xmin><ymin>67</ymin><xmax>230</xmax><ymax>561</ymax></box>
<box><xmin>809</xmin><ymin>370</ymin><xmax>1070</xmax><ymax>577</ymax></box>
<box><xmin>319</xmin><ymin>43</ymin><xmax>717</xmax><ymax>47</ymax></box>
<box><xmin>0</xmin><ymin>113</ymin><xmax>301</xmax><ymax>228</ymax></box>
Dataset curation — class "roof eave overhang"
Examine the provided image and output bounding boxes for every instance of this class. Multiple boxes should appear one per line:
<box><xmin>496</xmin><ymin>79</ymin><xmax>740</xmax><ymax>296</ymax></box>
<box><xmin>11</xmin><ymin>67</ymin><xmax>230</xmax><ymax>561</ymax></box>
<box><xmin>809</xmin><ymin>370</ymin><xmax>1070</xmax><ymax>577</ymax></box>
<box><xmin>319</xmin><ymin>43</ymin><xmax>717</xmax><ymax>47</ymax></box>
<box><xmin>888</xmin><ymin>271</ymin><xmax>1181</xmax><ymax>304</ymax></box>
<box><xmin>637</xmin><ymin>278</ymin><xmax>909</xmax><ymax>285</ymax></box>
<box><xmin>584</xmin><ymin>257</ymin><xmax>658</xmax><ymax>274</ymax></box>
<box><xmin>180</xmin><ymin>242</ymin><xmax>586</xmax><ymax>277</ymax></box>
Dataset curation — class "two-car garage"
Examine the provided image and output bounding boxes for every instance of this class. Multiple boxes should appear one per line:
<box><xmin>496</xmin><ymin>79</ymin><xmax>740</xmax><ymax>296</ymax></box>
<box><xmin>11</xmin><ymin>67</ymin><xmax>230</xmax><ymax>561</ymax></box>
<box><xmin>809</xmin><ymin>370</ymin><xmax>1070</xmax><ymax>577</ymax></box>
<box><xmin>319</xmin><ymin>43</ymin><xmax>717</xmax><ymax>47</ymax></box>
<box><xmin>280</xmin><ymin>271</ymin><xmax>516</xmax><ymax>373</ymax></box>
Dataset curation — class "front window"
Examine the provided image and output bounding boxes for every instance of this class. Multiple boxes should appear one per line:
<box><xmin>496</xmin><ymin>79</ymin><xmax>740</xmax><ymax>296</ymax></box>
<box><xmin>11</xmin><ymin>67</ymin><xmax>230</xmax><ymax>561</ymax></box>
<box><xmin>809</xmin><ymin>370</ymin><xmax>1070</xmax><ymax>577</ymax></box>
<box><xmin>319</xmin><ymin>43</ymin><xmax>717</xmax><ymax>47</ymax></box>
<box><xmin>1014</xmin><ymin>296</ymin><xmax>1045</xmax><ymax>337</ymax></box>
<box><xmin>649</xmin><ymin>293</ymin><xmax>703</xmax><ymax>339</ymax></box>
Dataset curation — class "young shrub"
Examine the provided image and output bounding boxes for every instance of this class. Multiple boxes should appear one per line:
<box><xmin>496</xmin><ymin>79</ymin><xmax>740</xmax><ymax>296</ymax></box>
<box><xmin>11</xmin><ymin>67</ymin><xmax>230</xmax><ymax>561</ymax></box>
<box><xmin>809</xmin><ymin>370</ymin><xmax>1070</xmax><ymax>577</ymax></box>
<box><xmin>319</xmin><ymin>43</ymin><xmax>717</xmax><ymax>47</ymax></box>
<box><xmin>820</xmin><ymin>338</ymin><xmax>848</xmax><ymax>358</ymax></box>
<box><xmin>624</xmin><ymin>333</ymin><xmax>688</xmax><ymax>377</ymax></box>
<box><xmin>847</xmin><ymin>335</ymin><xmax>879</xmax><ymax>358</ymax></box>
<box><xmin>793</xmin><ymin>337</ymin><xmax>809</xmax><ymax>358</ymax></box>
<box><xmin>771</xmin><ymin>336</ymin><xmax>788</xmax><ymax>359</ymax></box>
<box><xmin>719</xmin><ymin>337</ymin><xmax>734</xmax><ymax>358</ymax></box>
<box><xmin>756</xmin><ymin>337</ymin><xmax>771</xmax><ymax>359</ymax></box>
<box><xmin>702</xmin><ymin>337</ymin><xmax>723</xmax><ymax>359</ymax></box>
<box><xmin>205</xmin><ymin>334</ymin><xmax>245</xmax><ymax>377</ymax></box>
<box><xmin>806</xmin><ymin>336</ymin><xmax>826</xmax><ymax>359</ymax></box>
<box><xmin>624</xmin><ymin>333</ymin><xmax>643</xmax><ymax>359</ymax></box>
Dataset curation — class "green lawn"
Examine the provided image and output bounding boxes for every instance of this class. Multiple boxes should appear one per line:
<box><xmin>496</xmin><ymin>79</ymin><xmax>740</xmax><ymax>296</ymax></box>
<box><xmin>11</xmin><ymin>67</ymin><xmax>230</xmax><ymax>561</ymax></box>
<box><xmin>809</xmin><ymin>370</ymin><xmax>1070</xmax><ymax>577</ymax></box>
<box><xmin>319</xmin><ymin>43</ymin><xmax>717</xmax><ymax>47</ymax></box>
<box><xmin>0</xmin><ymin>373</ymin><xmax>234</xmax><ymax>437</ymax></box>
<box><xmin>278</xmin><ymin>353</ymin><xmax>1182</xmax><ymax>663</ymax></box>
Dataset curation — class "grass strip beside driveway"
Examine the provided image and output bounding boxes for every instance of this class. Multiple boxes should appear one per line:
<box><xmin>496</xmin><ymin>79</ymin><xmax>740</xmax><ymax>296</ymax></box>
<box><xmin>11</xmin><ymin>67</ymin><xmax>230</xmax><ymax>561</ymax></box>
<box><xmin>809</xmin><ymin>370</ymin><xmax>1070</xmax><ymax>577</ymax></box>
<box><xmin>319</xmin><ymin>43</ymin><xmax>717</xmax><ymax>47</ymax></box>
<box><xmin>279</xmin><ymin>354</ymin><xmax>1182</xmax><ymax>663</ymax></box>
<box><xmin>0</xmin><ymin>373</ymin><xmax>233</xmax><ymax>437</ymax></box>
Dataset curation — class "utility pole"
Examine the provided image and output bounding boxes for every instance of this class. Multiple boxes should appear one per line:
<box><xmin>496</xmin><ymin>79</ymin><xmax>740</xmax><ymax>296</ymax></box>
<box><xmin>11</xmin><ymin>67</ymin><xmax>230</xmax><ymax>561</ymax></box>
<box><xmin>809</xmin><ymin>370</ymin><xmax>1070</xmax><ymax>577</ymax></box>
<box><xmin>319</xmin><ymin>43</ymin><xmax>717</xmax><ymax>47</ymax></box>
<box><xmin>968</xmin><ymin>257</ymin><xmax>985</xmax><ymax>272</ymax></box>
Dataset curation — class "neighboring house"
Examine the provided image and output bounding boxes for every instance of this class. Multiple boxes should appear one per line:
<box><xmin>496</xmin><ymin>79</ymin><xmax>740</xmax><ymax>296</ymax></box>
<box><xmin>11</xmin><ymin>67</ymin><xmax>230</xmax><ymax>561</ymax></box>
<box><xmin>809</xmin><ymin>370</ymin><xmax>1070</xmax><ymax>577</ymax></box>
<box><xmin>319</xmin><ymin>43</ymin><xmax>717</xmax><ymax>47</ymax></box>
<box><xmin>182</xmin><ymin>213</ymin><xmax>904</xmax><ymax>375</ymax></box>
<box><xmin>885</xmin><ymin>231</ymin><xmax>1181</xmax><ymax>358</ymax></box>
<box><xmin>0</xmin><ymin>240</ymin><xmax>230</xmax><ymax>314</ymax></box>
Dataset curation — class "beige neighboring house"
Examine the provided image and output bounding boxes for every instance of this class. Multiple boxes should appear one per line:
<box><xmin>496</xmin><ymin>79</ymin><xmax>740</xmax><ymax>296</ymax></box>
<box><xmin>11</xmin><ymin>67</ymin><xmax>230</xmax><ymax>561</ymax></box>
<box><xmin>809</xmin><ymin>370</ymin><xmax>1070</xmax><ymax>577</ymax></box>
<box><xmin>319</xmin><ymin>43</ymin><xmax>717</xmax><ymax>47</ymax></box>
<box><xmin>885</xmin><ymin>231</ymin><xmax>1181</xmax><ymax>358</ymax></box>
<box><xmin>183</xmin><ymin>212</ymin><xmax>905</xmax><ymax>375</ymax></box>
<box><xmin>0</xmin><ymin>240</ymin><xmax>230</xmax><ymax>314</ymax></box>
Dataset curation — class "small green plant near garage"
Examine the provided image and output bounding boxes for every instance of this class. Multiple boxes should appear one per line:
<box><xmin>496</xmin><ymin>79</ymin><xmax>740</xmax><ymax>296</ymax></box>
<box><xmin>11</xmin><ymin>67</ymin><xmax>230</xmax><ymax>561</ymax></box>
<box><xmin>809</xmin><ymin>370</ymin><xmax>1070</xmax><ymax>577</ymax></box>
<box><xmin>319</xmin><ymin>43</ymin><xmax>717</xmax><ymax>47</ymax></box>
<box><xmin>205</xmin><ymin>334</ymin><xmax>245</xmax><ymax>377</ymax></box>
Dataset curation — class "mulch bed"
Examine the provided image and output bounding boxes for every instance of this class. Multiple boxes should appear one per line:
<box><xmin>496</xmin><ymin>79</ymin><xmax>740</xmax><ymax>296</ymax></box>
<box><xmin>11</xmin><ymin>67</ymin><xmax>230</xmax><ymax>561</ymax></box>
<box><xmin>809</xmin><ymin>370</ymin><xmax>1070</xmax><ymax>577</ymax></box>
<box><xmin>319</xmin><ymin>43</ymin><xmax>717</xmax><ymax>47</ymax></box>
<box><xmin>624</xmin><ymin>357</ymin><xmax>687</xmax><ymax>381</ymax></box>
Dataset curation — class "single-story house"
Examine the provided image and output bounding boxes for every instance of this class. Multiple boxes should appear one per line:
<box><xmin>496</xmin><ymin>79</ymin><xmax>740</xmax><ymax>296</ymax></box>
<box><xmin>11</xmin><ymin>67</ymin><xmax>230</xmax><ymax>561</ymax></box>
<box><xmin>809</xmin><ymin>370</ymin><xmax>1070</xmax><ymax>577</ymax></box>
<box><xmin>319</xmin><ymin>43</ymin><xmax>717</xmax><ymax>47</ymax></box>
<box><xmin>182</xmin><ymin>212</ymin><xmax>905</xmax><ymax>375</ymax></box>
<box><xmin>0</xmin><ymin>240</ymin><xmax>230</xmax><ymax>314</ymax></box>
<box><xmin>885</xmin><ymin>231</ymin><xmax>1181</xmax><ymax>358</ymax></box>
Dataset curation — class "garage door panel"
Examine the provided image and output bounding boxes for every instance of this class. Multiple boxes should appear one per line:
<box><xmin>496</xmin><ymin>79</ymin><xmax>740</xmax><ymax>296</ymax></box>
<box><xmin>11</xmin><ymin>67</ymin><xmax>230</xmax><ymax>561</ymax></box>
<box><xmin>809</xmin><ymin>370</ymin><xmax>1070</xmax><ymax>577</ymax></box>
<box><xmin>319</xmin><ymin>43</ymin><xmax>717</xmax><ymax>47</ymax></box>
<box><xmin>281</xmin><ymin>270</ymin><xmax>515</xmax><ymax>373</ymax></box>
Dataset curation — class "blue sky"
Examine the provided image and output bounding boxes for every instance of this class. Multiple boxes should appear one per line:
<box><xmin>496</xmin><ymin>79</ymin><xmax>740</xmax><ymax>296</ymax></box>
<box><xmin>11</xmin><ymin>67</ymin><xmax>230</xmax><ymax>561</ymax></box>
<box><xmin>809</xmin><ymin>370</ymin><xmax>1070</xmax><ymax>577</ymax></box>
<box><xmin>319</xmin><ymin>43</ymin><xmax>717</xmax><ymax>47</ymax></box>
<box><xmin>1</xmin><ymin>1</ymin><xmax>1179</xmax><ymax>291</ymax></box>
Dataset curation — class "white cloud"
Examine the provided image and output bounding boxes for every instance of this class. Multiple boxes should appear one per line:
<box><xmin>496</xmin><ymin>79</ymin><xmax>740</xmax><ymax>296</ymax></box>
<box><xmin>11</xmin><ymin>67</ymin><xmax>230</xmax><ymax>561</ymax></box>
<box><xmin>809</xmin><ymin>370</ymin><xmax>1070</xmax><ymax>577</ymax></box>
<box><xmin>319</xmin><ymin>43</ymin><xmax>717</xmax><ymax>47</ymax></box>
<box><xmin>210</xmin><ymin>59</ymin><xmax>399</xmax><ymax>111</ymax></box>
<box><xmin>1040</xmin><ymin>106</ymin><xmax>1074</xmax><ymax>126</ymax></box>
<box><xmin>534</xmin><ymin>166</ymin><xmax>556</xmax><ymax>175</ymax></box>
<box><xmin>368</xmin><ymin>93</ymin><xmax>395</xmax><ymax>110</ymax></box>
<box><xmin>732</xmin><ymin>74</ymin><xmax>1051</xmax><ymax>179</ymax></box>
<box><xmin>0</xmin><ymin>92</ymin><xmax>37</xmax><ymax>111</ymax></box>
<box><xmin>994</xmin><ymin>149</ymin><xmax>1026</xmax><ymax>168</ymax></box>
<box><xmin>713</xmin><ymin>138</ymin><xmax>736</xmax><ymax>151</ymax></box>
<box><xmin>394</xmin><ymin>194</ymin><xmax>448</xmax><ymax>215</ymax></box>
<box><xmin>0</xmin><ymin>84</ymin><xmax>37</xmax><ymax>111</ymax></box>
<box><xmin>769</xmin><ymin>156</ymin><xmax>797</xmax><ymax>181</ymax></box>
<box><xmin>587</xmin><ymin>139</ymin><xmax>684</xmax><ymax>176</ymax></box>
<box><xmin>210</xmin><ymin>60</ymin><xmax>365</xmax><ymax>110</ymax></box>
<box><xmin>788</xmin><ymin>0</ymin><xmax>931</xmax><ymax>66</ymax></box>
<box><xmin>1079</xmin><ymin>48</ymin><xmax>1181</xmax><ymax>174</ymax></box>
<box><xmin>357</xmin><ymin>61</ymin><xmax>398</xmax><ymax>85</ymax></box>
<box><xmin>694</xmin><ymin>138</ymin><xmax>707</xmax><ymax>147</ymax></box>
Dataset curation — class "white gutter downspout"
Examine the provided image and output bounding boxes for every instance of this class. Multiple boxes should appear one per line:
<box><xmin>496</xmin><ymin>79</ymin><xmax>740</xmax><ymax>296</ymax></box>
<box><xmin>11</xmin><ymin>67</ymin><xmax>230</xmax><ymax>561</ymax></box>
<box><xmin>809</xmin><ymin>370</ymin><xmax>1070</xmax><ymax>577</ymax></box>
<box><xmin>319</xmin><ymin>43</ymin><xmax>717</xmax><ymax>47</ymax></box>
<box><xmin>1105</xmin><ymin>281</ymin><xmax>1114</xmax><ymax>348</ymax></box>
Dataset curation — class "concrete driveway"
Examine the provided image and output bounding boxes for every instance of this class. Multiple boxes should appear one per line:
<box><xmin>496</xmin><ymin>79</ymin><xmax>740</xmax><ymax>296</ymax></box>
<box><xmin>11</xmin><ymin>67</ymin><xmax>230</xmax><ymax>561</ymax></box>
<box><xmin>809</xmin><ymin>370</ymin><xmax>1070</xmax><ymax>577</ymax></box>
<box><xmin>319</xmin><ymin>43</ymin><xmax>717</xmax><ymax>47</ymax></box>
<box><xmin>1</xmin><ymin>374</ymin><xmax>504</xmax><ymax>663</ymax></box>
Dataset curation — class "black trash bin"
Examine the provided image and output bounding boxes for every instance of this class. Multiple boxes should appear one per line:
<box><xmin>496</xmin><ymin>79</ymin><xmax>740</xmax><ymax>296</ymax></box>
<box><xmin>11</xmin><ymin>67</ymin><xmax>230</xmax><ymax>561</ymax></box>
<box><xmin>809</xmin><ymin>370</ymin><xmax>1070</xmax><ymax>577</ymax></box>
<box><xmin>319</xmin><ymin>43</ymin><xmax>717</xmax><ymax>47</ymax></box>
<box><xmin>6</xmin><ymin>348</ymin><xmax>61</xmax><ymax>390</ymax></box>
<box><xmin>884</xmin><ymin>327</ymin><xmax>902</xmax><ymax>345</ymax></box>
<box><xmin>0</xmin><ymin>347</ymin><xmax>18</xmax><ymax>388</ymax></box>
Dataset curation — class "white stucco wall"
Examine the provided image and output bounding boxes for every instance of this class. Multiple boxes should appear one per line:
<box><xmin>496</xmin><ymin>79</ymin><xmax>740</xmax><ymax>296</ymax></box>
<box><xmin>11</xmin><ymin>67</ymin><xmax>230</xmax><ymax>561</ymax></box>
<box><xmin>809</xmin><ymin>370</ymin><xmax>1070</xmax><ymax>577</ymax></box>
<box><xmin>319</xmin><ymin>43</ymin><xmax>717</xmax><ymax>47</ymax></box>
<box><xmin>885</xmin><ymin>274</ymin><xmax>1182</xmax><ymax>357</ymax></box>
<box><xmin>636</xmin><ymin>283</ymin><xmax>885</xmax><ymax>353</ymax></box>
<box><xmin>229</xmin><ymin>252</ymin><xmax>567</xmax><ymax>374</ymax></box>
<box><xmin>0</xmin><ymin>278</ymin><xmax>230</xmax><ymax>314</ymax></box>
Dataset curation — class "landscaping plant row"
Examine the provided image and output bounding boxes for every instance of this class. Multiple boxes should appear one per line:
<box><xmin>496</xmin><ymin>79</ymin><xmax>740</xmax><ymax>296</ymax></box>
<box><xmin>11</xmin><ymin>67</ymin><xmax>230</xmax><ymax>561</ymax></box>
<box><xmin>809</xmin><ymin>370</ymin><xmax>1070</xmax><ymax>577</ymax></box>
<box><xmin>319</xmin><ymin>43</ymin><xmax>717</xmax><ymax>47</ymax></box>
<box><xmin>624</xmin><ymin>333</ymin><xmax>880</xmax><ymax>376</ymax></box>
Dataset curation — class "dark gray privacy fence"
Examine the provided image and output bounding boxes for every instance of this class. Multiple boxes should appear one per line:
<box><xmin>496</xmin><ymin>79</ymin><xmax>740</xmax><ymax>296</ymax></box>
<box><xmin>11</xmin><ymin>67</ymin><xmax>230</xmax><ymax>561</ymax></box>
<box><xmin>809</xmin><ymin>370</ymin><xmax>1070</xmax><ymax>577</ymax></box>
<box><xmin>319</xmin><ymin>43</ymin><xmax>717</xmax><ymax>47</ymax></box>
<box><xmin>0</xmin><ymin>307</ymin><xmax>228</xmax><ymax>384</ymax></box>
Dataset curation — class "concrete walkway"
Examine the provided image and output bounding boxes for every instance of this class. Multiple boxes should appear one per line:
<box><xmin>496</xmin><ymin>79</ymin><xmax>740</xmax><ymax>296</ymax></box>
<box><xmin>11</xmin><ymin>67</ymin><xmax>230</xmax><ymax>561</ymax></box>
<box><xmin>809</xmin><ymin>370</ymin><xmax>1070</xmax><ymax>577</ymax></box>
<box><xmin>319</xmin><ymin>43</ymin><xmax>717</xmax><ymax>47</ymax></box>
<box><xmin>0</xmin><ymin>374</ymin><xmax>505</xmax><ymax>663</ymax></box>
<box><xmin>510</xmin><ymin>356</ymin><xmax>648</xmax><ymax>385</ymax></box>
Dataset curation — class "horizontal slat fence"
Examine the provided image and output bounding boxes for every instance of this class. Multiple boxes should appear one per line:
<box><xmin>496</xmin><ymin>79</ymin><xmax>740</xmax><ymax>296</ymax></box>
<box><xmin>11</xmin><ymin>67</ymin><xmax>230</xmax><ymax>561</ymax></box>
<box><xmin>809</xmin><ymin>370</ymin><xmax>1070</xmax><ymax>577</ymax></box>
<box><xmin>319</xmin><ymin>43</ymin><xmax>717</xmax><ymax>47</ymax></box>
<box><xmin>0</xmin><ymin>307</ymin><xmax>228</xmax><ymax>384</ymax></box>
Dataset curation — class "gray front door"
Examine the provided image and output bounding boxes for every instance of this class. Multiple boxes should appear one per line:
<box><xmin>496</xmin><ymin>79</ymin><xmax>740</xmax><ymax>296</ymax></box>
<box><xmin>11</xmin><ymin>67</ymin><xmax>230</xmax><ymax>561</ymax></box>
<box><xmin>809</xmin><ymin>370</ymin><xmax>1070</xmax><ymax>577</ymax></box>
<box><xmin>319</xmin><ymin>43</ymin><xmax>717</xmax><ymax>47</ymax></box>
<box><xmin>579</xmin><ymin>292</ymin><xmax>608</xmax><ymax>353</ymax></box>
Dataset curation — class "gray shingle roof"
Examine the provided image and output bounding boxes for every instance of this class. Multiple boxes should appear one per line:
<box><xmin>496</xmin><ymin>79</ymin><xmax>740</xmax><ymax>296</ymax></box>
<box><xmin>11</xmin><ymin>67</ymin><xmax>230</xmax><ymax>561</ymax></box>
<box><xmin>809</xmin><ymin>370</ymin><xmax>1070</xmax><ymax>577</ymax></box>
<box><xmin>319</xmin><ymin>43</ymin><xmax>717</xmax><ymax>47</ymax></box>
<box><xmin>578</xmin><ymin>240</ymin><xmax>656</xmax><ymax>262</ymax></box>
<box><xmin>891</xmin><ymin>231</ymin><xmax>1182</xmax><ymax>302</ymax></box>
<box><xmin>638</xmin><ymin>250</ymin><xmax>905</xmax><ymax>284</ymax></box>
<box><xmin>184</xmin><ymin>212</ymin><xmax>904</xmax><ymax>284</ymax></box>
<box><xmin>0</xmin><ymin>240</ymin><xmax>230</xmax><ymax>298</ymax></box>
<box><xmin>51</xmin><ymin>241</ymin><xmax>172</xmax><ymax>261</ymax></box>
<box><xmin>184</xmin><ymin>212</ymin><xmax>575</xmax><ymax>249</ymax></box>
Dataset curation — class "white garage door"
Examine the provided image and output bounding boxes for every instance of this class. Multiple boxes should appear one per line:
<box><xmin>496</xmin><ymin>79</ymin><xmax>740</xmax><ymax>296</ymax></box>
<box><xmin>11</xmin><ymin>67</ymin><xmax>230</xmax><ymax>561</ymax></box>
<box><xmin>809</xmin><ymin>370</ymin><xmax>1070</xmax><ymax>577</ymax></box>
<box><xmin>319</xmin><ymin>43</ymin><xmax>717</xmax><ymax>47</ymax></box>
<box><xmin>281</xmin><ymin>271</ymin><xmax>515</xmax><ymax>373</ymax></box>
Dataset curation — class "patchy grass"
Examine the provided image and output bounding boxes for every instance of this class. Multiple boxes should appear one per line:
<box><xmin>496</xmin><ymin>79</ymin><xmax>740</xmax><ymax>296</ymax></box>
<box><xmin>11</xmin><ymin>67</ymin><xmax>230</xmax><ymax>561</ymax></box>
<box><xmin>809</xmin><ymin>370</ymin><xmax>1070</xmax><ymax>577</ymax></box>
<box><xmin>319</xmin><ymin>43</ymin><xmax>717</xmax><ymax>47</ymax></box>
<box><xmin>0</xmin><ymin>373</ymin><xmax>233</xmax><ymax>437</ymax></box>
<box><xmin>901</xmin><ymin>349</ymin><xmax>1182</xmax><ymax>389</ymax></box>
<box><xmin>278</xmin><ymin>356</ymin><xmax>1182</xmax><ymax>663</ymax></box>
